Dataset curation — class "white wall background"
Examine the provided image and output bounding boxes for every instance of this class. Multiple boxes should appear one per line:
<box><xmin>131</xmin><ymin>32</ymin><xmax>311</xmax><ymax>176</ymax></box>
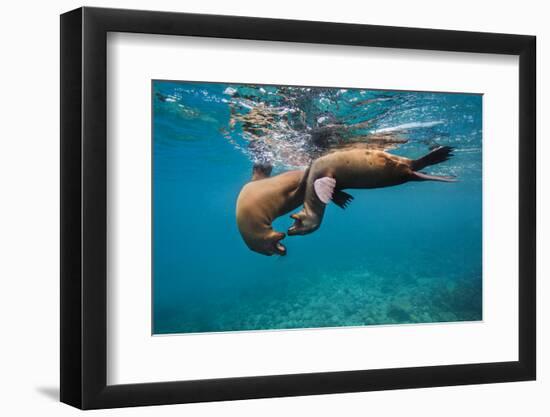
<box><xmin>0</xmin><ymin>0</ymin><xmax>545</xmax><ymax>415</ymax></box>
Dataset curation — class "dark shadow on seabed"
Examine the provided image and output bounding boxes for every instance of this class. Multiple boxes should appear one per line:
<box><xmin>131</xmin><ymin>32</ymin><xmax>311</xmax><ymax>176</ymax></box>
<box><xmin>35</xmin><ymin>386</ymin><xmax>59</xmax><ymax>401</ymax></box>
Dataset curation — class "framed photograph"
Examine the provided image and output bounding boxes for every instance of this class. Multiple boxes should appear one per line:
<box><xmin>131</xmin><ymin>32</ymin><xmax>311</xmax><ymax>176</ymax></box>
<box><xmin>60</xmin><ymin>7</ymin><xmax>536</xmax><ymax>409</ymax></box>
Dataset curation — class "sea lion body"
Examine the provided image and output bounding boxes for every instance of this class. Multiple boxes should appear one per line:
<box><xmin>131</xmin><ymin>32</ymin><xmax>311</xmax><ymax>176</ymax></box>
<box><xmin>310</xmin><ymin>149</ymin><xmax>413</xmax><ymax>190</ymax></box>
<box><xmin>288</xmin><ymin>146</ymin><xmax>455</xmax><ymax>236</ymax></box>
<box><xmin>236</xmin><ymin>168</ymin><xmax>307</xmax><ymax>256</ymax></box>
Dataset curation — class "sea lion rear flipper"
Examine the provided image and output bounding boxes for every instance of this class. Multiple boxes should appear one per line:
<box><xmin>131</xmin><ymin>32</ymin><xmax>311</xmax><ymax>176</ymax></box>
<box><xmin>411</xmin><ymin>146</ymin><xmax>454</xmax><ymax>171</ymax></box>
<box><xmin>332</xmin><ymin>190</ymin><xmax>354</xmax><ymax>209</ymax></box>
<box><xmin>412</xmin><ymin>171</ymin><xmax>457</xmax><ymax>182</ymax></box>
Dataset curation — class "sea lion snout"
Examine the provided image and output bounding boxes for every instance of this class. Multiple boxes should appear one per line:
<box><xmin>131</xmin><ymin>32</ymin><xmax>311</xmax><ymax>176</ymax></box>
<box><xmin>274</xmin><ymin>240</ymin><xmax>287</xmax><ymax>256</ymax></box>
<box><xmin>264</xmin><ymin>231</ymin><xmax>287</xmax><ymax>256</ymax></box>
<box><xmin>247</xmin><ymin>231</ymin><xmax>287</xmax><ymax>256</ymax></box>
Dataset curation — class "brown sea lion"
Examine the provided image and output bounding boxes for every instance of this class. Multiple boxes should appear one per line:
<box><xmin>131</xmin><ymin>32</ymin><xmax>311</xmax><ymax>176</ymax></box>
<box><xmin>236</xmin><ymin>164</ymin><xmax>309</xmax><ymax>256</ymax></box>
<box><xmin>287</xmin><ymin>145</ymin><xmax>456</xmax><ymax>236</ymax></box>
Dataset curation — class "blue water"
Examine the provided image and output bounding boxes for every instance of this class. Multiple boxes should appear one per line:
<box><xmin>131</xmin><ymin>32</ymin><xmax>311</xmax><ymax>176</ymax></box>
<box><xmin>152</xmin><ymin>81</ymin><xmax>482</xmax><ymax>334</ymax></box>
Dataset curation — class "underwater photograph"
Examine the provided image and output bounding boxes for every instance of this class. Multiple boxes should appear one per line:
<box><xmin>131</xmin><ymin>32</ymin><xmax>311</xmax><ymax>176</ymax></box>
<box><xmin>152</xmin><ymin>80</ymin><xmax>482</xmax><ymax>335</ymax></box>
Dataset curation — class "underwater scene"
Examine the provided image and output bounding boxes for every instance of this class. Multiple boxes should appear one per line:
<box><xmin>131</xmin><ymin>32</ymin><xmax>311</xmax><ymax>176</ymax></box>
<box><xmin>152</xmin><ymin>80</ymin><xmax>482</xmax><ymax>334</ymax></box>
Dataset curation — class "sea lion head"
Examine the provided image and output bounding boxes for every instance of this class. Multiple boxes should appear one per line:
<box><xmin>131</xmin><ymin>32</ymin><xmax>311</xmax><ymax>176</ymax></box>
<box><xmin>251</xmin><ymin>162</ymin><xmax>273</xmax><ymax>181</ymax></box>
<box><xmin>287</xmin><ymin>211</ymin><xmax>320</xmax><ymax>236</ymax></box>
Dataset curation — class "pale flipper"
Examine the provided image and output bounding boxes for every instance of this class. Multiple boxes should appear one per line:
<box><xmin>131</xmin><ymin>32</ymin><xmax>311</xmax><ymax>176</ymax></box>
<box><xmin>314</xmin><ymin>177</ymin><xmax>336</xmax><ymax>204</ymax></box>
<box><xmin>313</xmin><ymin>177</ymin><xmax>354</xmax><ymax>208</ymax></box>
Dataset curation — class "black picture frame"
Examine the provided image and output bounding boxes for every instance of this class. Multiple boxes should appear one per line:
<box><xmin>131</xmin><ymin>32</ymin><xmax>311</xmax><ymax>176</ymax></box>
<box><xmin>60</xmin><ymin>6</ymin><xmax>536</xmax><ymax>410</ymax></box>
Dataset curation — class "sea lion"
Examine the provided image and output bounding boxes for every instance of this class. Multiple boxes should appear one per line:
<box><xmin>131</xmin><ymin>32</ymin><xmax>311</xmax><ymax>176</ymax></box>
<box><xmin>287</xmin><ymin>145</ymin><xmax>456</xmax><ymax>236</ymax></box>
<box><xmin>236</xmin><ymin>164</ymin><xmax>309</xmax><ymax>256</ymax></box>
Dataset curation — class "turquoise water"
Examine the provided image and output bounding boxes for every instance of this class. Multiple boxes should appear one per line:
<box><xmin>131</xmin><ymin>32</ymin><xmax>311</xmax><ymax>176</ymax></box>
<box><xmin>152</xmin><ymin>81</ymin><xmax>482</xmax><ymax>334</ymax></box>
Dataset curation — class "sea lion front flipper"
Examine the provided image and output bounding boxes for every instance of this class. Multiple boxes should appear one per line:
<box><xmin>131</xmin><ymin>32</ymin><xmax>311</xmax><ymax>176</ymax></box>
<box><xmin>332</xmin><ymin>190</ymin><xmax>354</xmax><ymax>209</ymax></box>
<box><xmin>314</xmin><ymin>177</ymin><xmax>336</xmax><ymax>204</ymax></box>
